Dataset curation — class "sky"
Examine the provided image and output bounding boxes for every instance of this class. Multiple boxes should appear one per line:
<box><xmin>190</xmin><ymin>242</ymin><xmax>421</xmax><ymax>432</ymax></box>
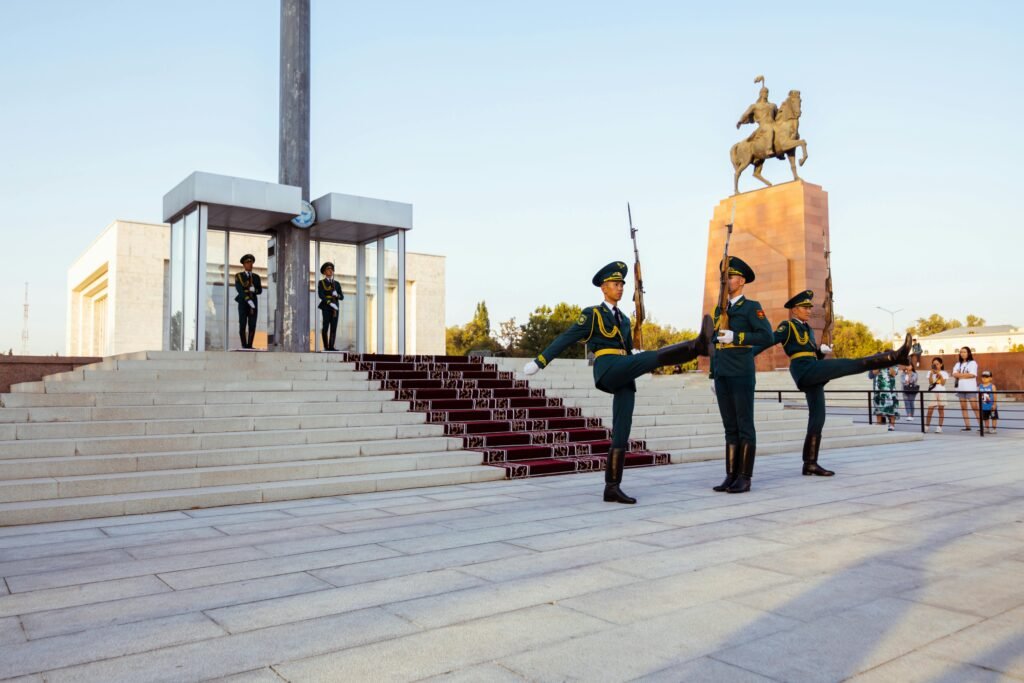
<box><xmin>1</xmin><ymin>0</ymin><xmax>1022</xmax><ymax>354</ymax></box>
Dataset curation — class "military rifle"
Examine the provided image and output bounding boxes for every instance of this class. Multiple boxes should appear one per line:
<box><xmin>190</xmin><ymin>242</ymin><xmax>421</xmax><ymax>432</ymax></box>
<box><xmin>717</xmin><ymin>202</ymin><xmax>736</xmax><ymax>335</ymax></box>
<box><xmin>628</xmin><ymin>203</ymin><xmax>645</xmax><ymax>350</ymax></box>
<box><xmin>821</xmin><ymin>226</ymin><xmax>835</xmax><ymax>347</ymax></box>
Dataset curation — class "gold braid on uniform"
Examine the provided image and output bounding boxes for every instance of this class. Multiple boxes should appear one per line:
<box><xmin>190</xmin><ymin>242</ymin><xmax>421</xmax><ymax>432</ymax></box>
<box><xmin>788</xmin><ymin>320</ymin><xmax>809</xmax><ymax>346</ymax></box>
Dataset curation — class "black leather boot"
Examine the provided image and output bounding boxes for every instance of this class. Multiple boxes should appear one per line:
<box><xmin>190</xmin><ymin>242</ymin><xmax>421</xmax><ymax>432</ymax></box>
<box><xmin>801</xmin><ymin>433</ymin><xmax>834</xmax><ymax>476</ymax></box>
<box><xmin>726</xmin><ymin>442</ymin><xmax>755</xmax><ymax>493</ymax></box>
<box><xmin>603</xmin><ymin>448</ymin><xmax>636</xmax><ymax>504</ymax></box>
<box><xmin>712</xmin><ymin>443</ymin><xmax>739</xmax><ymax>492</ymax></box>
<box><xmin>858</xmin><ymin>332</ymin><xmax>913</xmax><ymax>371</ymax></box>
<box><xmin>655</xmin><ymin>315</ymin><xmax>716</xmax><ymax>366</ymax></box>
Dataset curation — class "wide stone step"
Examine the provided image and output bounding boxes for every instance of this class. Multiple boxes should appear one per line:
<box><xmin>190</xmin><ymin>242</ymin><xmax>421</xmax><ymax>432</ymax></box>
<box><xmin>1</xmin><ymin>410</ymin><xmax>425</xmax><ymax>440</ymax></box>
<box><xmin>0</xmin><ymin>389</ymin><xmax>398</xmax><ymax>408</ymax></box>
<box><xmin>0</xmin><ymin>423</ymin><xmax>448</xmax><ymax>459</ymax></box>
<box><xmin>0</xmin><ymin>436</ymin><xmax>466</xmax><ymax>480</ymax></box>
<box><xmin>642</xmin><ymin>422</ymin><xmax>890</xmax><ymax>452</ymax></box>
<box><xmin>45</xmin><ymin>368</ymin><xmax>369</xmax><ymax>383</ymax></box>
<box><xmin>0</xmin><ymin>465</ymin><xmax>505</xmax><ymax>526</ymax></box>
<box><xmin>0</xmin><ymin>450</ymin><xmax>487</xmax><ymax>503</ymax></box>
<box><xmin>669</xmin><ymin>429</ymin><xmax>923</xmax><ymax>463</ymax></box>
<box><xmin>0</xmin><ymin>399</ymin><xmax>412</xmax><ymax>424</ymax></box>
<box><xmin>10</xmin><ymin>379</ymin><xmax>377</xmax><ymax>394</ymax></box>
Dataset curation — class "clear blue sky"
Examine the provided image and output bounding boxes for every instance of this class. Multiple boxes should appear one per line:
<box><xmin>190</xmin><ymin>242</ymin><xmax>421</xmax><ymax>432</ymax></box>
<box><xmin>1</xmin><ymin>1</ymin><xmax>1021</xmax><ymax>354</ymax></box>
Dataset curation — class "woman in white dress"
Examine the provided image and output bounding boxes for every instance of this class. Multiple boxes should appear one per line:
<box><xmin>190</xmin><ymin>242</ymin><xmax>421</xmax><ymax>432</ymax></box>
<box><xmin>925</xmin><ymin>357</ymin><xmax>949</xmax><ymax>433</ymax></box>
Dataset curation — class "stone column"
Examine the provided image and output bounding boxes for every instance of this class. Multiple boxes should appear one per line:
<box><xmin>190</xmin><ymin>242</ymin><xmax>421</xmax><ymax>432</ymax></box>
<box><xmin>277</xmin><ymin>0</ymin><xmax>311</xmax><ymax>352</ymax></box>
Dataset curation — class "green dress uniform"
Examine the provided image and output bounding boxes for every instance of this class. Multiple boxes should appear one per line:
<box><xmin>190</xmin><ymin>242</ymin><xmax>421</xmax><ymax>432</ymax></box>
<box><xmin>710</xmin><ymin>257</ymin><xmax>774</xmax><ymax>494</ymax></box>
<box><xmin>317</xmin><ymin>262</ymin><xmax>344</xmax><ymax>351</ymax></box>
<box><xmin>754</xmin><ymin>290</ymin><xmax>914</xmax><ymax>476</ymax></box>
<box><xmin>532</xmin><ymin>261</ymin><xmax>714</xmax><ymax>504</ymax></box>
<box><xmin>234</xmin><ymin>255</ymin><xmax>262</xmax><ymax>349</ymax></box>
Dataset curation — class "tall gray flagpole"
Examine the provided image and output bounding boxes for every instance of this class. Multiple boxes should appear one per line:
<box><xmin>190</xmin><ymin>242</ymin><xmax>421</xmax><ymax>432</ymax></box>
<box><xmin>277</xmin><ymin>0</ymin><xmax>311</xmax><ymax>352</ymax></box>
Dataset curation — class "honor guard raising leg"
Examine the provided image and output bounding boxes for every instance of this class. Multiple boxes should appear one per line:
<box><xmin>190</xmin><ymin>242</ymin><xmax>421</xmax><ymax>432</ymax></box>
<box><xmin>317</xmin><ymin>262</ymin><xmax>344</xmax><ymax>352</ymax></box>
<box><xmin>710</xmin><ymin>256</ymin><xmax>774</xmax><ymax>494</ymax></box>
<box><xmin>523</xmin><ymin>261</ymin><xmax>716</xmax><ymax>504</ymax></box>
<box><xmin>754</xmin><ymin>290</ymin><xmax>913</xmax><ymax>477</ymax></box>
<box><xmin>234</xmin><ymin>254</ymin><xmax>262</xmax><ymax>349</ymax></box>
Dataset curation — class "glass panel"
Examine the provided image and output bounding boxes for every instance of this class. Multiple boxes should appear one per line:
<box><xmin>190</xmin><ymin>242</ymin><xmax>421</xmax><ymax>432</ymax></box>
<box><xmin>203</xmin><ymin>230</ymin><xmax>227</xmax><ymax>351</ymax></box>
<box><xmin>168</xmin><ymin>218</ymin><xmax>185</xmax><ymax>351</ymax></box>
<box><xmin>228</xmin><ymin>233</ymin><xmax>271</xmax><ymax>350</ymax></box>
<box><xmin>383</xmin><ymin>234</ymin><xmax>398</xmax><ymax>354</ymax></box>
<box><xmin>364</xmin><ymin>241</ymin><xmax>378</xmax><ymax>352</ymax></box>
<box><xmin>316</xmin><ymin>242</ymin><xmax>358</xmax><ymax>352</ymax></box>
<box><xmin>182</xmin><ymin>210</ymin><xmax>200</xmax><ymax>351</ymax></box>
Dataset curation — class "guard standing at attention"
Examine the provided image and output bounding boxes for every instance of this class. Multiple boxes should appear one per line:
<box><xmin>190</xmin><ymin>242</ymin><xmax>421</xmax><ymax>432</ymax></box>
<box><xmin>710</xmin><ymin>256</ymin><xmax>774</xmax><ymax>494</ymax></box>
<box><xmin>524</xmin><ymin>261</ymin><xmax>715</xmax><ymax>504</ymax></box>
<box><xmin>317</xmin><ymin>262</ymin><xmax>344</xmax><ymax>351</ymax></box>
<box><xmin>234</xmin><ymin>254</ymin><xmax>262</xmax><ymax>349</ymax></box>
<box><xmin>754</xmin><ymin>290</ymin><xmax>913</xmax><ymax>477</ymax></box>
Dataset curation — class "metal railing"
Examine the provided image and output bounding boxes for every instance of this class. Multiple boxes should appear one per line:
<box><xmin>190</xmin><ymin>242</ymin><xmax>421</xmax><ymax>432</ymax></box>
<box><xmin>754</xmin><ymin>388</ymin><xmax>1021</xmax><ymax>436</ymax></box>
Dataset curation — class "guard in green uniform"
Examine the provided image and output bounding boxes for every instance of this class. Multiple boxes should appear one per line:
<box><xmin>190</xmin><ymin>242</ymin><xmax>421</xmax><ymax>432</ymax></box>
<box><xmin>317</xmin><ymin>262</ymin><xmax>344</xmax><ymax>351</ymax></box>
<box><xmin>234</xmin><ymin>254</ymin><xmax>262</xmax><ymax>349</ymax></box>
<box><xmin>754</xmin><ymin>290</ymin><xmax>913</xmax><ymax>477</ymax></box>
<box><xmin>710</xmin><ymin>256</ymin><xmax>774</xmax><ymax>494</ymax></box>
<box><xmin>524</xmin><ymin>261</ymin><xmax>715</xmax><ymax>504</ymax></box>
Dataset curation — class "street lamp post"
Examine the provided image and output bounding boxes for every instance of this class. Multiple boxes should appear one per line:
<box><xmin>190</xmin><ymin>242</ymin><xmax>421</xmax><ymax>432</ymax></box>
<box><xmin>876</xmin><ymin>306</ymin><xmax>903</xmax><ymax>347</ymax></box>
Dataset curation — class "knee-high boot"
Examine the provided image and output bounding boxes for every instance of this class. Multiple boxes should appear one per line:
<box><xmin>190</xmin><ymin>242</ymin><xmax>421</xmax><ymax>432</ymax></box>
<box><xmin>726</xmin><ymin>442</ymin><xmax>755</xmax><ymax>493</ymax></box>
<box><xmin>858</xmin><ymin>332</ymin><xmax>913</xmax><ymax>371</ymax></box>
<box><xmin>603</xmin><ymin>447</ymin><xmax>636</xmax><ymax>504</ymax></box>
<box><xmin>712</xmin><ymin>443</ymin><xmax>739</xmax><ymax>492</ymax></box>
<box><xmin>655</xmin><ymin>315</ymin><xmax>716</xmax><ymax>365</ymax></box>
<box><xmin>802</xmin><ymin>433</ymin><xmax>834</xmax><ymax>476</ymax></box>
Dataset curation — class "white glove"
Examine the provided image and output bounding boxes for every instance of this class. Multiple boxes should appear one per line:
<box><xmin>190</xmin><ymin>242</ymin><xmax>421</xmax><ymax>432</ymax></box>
<box><xmin>819</xmin><ymin>344</ymin><xmax>832</xmax><ymax>354</ymax></box>
<box><xmin>330</xmin><ymin>303</ymin><xmax>339</xmax><ymax>311</ymax></box>
<box><xmin>716</xmin><ymin>330</ymin><xmax>734</xmax><ymax>345</ymax></box>
<box><xmin>710</xmin><ymin>382</ymin><xmax>717</xmax><ymax>396</ymax></box>
<box><xmin>523</xmin><ymin>361</ymin><xmax>540</xmax><ymax>376</ymax></box>
<box><xmin>249</xmin><ymin>286</ymin><xmax>256</xmax><ymax>293</ymax></box>
<box><xmin>246</xmin><ymin>300</ymin><xmax>255</xmax><ymax>309</ymax></box>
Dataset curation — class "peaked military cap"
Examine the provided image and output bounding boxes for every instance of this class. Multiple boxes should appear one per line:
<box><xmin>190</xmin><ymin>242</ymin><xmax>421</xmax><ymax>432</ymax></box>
<box><xmin>784</xmin><ymin>290</ymin><xmax>814</xmax><ymax>309</ymax></box>
<box><xmin>719</xmin><ymin>256</ymin><xmax>755</xmax><ymax>283</ymax></box>
<box><xmin>320</xmin><ymin>262</ymin><xmax>335</xmax><ymax>275</ymax></box>
<box><xmin>592</xmin><ymin>261</ymin><xmax>628</xmax><ymax>287</ymax></box>
<box><xmin>240</xmin><ymin>254</ymin><xmax>256</xmax><ymax>265</ymax></box>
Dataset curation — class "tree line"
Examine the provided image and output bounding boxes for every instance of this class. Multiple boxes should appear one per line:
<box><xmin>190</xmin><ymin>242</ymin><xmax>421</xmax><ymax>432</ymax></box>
<box><xmin>447</xmin><ymin>303</ymin><xmax>1016</xmax><ymax>366</ymax></box>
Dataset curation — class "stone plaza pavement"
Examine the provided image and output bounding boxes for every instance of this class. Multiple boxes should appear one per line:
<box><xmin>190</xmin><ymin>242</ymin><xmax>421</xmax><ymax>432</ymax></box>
<box><xmin>0</xmin><ymin>436</ymin><xmax>1021</xmax><ymax>682</ymax></box>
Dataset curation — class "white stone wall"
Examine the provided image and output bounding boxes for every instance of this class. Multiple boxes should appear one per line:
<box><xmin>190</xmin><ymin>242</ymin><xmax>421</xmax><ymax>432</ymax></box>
<box><xmin>918</xmin><ymin>329</ymin><xmax>1024</xmax><ymax>355</ymax></box>
<box><xmin>66</xmin><ymin>221</ymin><xmax>446</xmax><ymax>356</ymax></box>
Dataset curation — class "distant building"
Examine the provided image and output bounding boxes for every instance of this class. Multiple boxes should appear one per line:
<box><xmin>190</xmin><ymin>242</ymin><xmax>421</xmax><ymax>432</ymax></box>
<box><xmin>67</xmin><ymin>220</ymin><xmax>445</xmax><ymax>356</ymax></box>
<box><xmin>916</xmin><ymin>325</ymin><xmax>1024</xmax><ymax>355</ymax></box>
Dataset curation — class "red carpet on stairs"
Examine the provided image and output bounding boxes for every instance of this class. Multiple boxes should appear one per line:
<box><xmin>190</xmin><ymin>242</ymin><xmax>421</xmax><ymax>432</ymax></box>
<box><xmin>348</xmin><ymin>354</ymin><xmax>671</xmax><ymax>479</ymax></box>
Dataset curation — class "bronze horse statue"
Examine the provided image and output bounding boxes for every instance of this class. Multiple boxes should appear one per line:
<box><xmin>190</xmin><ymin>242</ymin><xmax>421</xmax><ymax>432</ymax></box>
<box><xmin>730</xmin><ymin>88</ymin><xmax>808</xmax><ymax>195</ymax></box>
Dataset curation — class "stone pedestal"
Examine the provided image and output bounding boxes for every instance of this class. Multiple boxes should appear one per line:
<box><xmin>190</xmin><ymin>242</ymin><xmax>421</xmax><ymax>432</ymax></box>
<box><xmin>699</xmin><ymin>180</ymin><xmax>831</xmax><ymax>373</ymax></box>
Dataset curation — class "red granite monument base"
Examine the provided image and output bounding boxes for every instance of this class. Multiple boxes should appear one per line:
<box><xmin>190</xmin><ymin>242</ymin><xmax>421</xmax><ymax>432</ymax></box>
<box><xmin>699</xmin><ymin>180</ymin><xmax>831</xmax><ymax>372</ymax></box>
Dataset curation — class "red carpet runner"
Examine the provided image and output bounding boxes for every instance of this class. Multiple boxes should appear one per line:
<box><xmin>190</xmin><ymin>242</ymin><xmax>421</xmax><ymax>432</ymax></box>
<box><xmin>349</xmin><ymin>354</ymin><xmax>671</xmax><ymax>478</ymax></box>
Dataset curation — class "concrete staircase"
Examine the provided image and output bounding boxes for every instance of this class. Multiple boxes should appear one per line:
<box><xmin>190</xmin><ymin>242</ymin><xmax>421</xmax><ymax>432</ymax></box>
<box><xmin>490</xmin><ymin>358</ymin><xmax>922</xmax><ymax>463</ymax></box>
<box><xmin>0</xmin><ymin>352</ymin><xmax>503</xmax><ymax>525</ymax></box>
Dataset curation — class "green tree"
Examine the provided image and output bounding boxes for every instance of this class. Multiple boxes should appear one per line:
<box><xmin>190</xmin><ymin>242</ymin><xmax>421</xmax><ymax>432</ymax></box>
<box><xmin>445</xmin><ymin>301</ymin><xmax>502</xmax><ymax>355</ymax></box>
<box><xmin>518</xmin><ymin>303</ymin><xmax>585</xmax><ymax>359</ymax></box>
<box><xmin>908</xmin><ymin>314</ymin><xmax>962</xmax><ymax>337</ymax></box>
<box><xmin>965</xmin><ymin>314</ymin><xmax>986</xmax><ymax>327</ymax></box>
<box><xmin>832</xmin><ymin>316</ymin><xmax>886</xmax><ymax>358</ymax></box>
<box><xmin>1009</xmin><ymin>343</ymin><xmax>1024</xmax><ymax>353</ymax></box>
<box><xmin>495</xmin><ymin>318</ymin><xmax>523</xmax><ymax>356</ymax></box>
<box><xmin>639</xmin><ymin>319</ymin><xmax>698</xmax><ymax>374</ymax></box>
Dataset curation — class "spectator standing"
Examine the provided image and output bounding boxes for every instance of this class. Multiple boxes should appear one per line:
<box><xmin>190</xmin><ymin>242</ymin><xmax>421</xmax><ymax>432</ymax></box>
<box><xmin>901</xmin><ymin>364</ymin><xmax>919</xmax><ymax>422</ymax></box>
<box><xmin>952</xmin><ymin>346</ymin><xmax>981</xmax><ymax>431</ymax></box>
<box><xmin>925</xmin><ymin>357</ymin><xmax>949</xmax><ymax>433</ymax></box>
<box><xmin>979</xmin><ymin>370</ymin><xmax>999</xmax><ymax>433</ymax></box>
<box><xmin>873</xmin><ymin>366</ymin><xmax>899</xmax><ymax>430</ymax></box>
